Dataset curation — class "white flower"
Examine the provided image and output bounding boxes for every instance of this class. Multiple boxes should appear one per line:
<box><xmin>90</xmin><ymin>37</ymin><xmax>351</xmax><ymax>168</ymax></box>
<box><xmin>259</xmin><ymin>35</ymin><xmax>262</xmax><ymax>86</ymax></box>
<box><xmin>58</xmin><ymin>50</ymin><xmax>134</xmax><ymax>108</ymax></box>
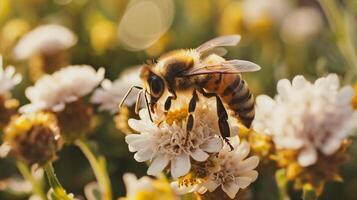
<box><xmin>203</xmin><ymin>138</ymin><xmax>258</xmax><ymax>199</ymax></box>
<box><xmin>91</xmin><ymin>66</ymin><xmax>142</xmax><ymax>114</ymax></box>
<box><xmin>20</xmin><ymin>65</ymin><xmax>105</xmax><ymax>113</ymax></box>
<box><xmin>0</xmin><ymin>55</ymin><xmax>22</xmax><ymax>95</ymax></box>
<box><xmin>254</xmin><ymin>74</ymin><xmax>357</xmax><ymax>167</ymax></box>
<box><xmin>242</xmin><ymin>0</ymin><xmax>291</xmax><ymax>27</ymax></box>
<box><xmin>171</xmin><ymin>137</ymin><xmax>259</xmax><ymax>199</ymax></box>
<box><xmin>122</xmin><ymin>173</ymin><xmax>178</xmax><ymax>200</ymax></box>
<box><xmin>122</xmin><ymin>173</ymin><xmax>156</xmax><ymax>199</ymax></box>
<box><xmin>280</xmin><ymin>7</ymin><xmax>323</xmax><ymax>44</ymax></box>
<box><xmin>13</xmin><ymin>24</ymin><xmax>77</xmax><ymax>60</ymax></box>
<box><xmin>126</xmin><ymin>100</ymin><xmax>239</xmax><ymax>178</ymax></box>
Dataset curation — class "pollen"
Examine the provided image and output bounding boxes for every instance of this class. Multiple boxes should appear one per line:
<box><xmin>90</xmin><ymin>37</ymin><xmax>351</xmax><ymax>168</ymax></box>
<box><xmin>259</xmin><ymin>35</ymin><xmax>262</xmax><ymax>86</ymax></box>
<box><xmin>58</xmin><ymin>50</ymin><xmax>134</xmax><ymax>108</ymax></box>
<box><xmin>165</xmin><ymin>106</ymin><xmax>188</xmax><ymax>125</ymax></box>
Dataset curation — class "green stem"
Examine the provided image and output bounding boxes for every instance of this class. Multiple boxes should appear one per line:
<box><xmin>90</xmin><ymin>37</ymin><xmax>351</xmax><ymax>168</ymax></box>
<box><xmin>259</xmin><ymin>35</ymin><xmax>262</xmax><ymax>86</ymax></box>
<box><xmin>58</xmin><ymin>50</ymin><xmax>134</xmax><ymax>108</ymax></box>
<box><xmin>275</xmin><ymin>169</ymin><xmax>291</xmax><ymax>200</ymax></box>
<box><xmin>318</xmin><ymin>0</ymin><xmax>357</xmax><ymax>82</ymax></box>
<box><xmin>75</xmin><ymin>139</ymin><xmax>112</xmax><ymax>200</ymax></box>
<box><xmin>44</xmin><ymin>162</ymin><xmax>73</xmax><ymax>200</ymax></box>
<box><xmin>302</xmin><ymin>184</ymin><xmax>317</xmax><ymax>200</ymax></box>
<box><xmin>16</xmin><ymin>161</ymin><xmax>46</xmax><ymax>200</ymax></box>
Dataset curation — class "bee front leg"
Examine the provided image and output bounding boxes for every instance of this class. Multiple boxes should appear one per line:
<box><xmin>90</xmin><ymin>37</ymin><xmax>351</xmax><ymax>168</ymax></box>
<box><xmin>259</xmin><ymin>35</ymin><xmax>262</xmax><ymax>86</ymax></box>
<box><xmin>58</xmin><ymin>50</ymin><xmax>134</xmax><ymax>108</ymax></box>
<box><xmin>185</xmin><ymin>90</ymin><xmax>198</xmax><ymax>144</ymax></box>
<box><xmin>198</xmin><ymin>89</ymin><xmax>233</xmax><ymax>151</ymax></box>
<box><xmin>164</xmin><ymin>88</ymin><xmax>177</xmax><ymax>112</ymax></box>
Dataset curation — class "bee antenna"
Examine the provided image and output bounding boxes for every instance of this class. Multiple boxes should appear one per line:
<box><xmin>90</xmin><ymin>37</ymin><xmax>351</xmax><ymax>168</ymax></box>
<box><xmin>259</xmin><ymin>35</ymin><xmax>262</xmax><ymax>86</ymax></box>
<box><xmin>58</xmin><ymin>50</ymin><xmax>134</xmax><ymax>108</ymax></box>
<box><xmin>119</xmin><ymin>85</ymin><xmax>143</xmax><ymax>108</ymax></box>
<box><xmin>144</xmin><ymin>90</ymin><xmax>154</xmax><ymax>122</ymax></box>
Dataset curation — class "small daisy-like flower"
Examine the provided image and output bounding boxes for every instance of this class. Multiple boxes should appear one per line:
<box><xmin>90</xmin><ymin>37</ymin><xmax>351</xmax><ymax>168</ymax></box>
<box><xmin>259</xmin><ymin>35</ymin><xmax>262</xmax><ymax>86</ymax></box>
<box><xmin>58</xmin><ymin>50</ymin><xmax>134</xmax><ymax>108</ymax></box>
<box><xmin>126</xmin><ymin>100</ymin><xmax>238</xmax><ymax>178</ymax></box>
<box><xmin>254</xmin><ymin>74</ymin><xmax>357</xmax><ymax>167</ymax></box>
<box><xmin>21</xmin><ymin>65</ymin><xmax>105</xmax><ymax>113</ymax></box>
<box><xmin>201</xmin><ymin>137</ymin><xmax>259</xmax><ymax>199</ymax></box>
<box><xmin>0</xmin><ymin>55</ymin><xmax>22</xmax><ymax>95</ymax></box>
<box><xmin>13</xmin><ymin>24</ymin><xmax>77</xmax><ymax>60</ymax></box>
<box><xmin>91</xmin><ymin>66</ymin><xmax>142</xmax><ymax>114</ymax></box>
<box><xmin>119</xmin><ymin>173</ymin><xmax>178</xmax><ymax>200</ymax></box>
<box><xmin>171</xmin><ymin>137</ymin><xmax>259</xmax><ymax>199</ymax></box>
<box><xmin>20</xmin><ymin>65</ymin><xmax>104</xmax><ymax>142</ymax></box>
<box><xmin>3</xmin><ymin>112</ymin><xmax>62</xmax><ymax>165</ymax></box>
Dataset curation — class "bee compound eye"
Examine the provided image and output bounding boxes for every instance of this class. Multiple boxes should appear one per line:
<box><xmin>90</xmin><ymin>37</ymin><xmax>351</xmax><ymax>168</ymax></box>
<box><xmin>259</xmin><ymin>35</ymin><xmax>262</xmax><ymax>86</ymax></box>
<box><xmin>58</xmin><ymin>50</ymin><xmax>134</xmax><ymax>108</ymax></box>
<box><xmin>150</xmin><ymin>76</ymin><xmax>164</xmax><ymax>96</ymax></box>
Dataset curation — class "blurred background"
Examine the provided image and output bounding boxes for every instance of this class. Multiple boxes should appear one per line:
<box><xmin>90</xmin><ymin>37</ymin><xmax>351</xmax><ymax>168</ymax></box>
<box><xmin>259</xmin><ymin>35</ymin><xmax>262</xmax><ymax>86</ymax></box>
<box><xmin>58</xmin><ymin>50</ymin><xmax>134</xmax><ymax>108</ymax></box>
<box><xmin>0</xmin><ymin>0</ymin><xmax>357</xmax><ymax>199</ymax></box>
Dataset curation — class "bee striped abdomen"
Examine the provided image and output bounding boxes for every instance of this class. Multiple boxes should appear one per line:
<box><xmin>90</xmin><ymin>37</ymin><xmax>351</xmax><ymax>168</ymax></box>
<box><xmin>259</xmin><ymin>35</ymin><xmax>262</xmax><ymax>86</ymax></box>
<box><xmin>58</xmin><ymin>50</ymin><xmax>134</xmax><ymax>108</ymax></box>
<box><xmin>199</xmin><ymin>74</ymin><xmax>255</xmax><ymax>128</ymax></box>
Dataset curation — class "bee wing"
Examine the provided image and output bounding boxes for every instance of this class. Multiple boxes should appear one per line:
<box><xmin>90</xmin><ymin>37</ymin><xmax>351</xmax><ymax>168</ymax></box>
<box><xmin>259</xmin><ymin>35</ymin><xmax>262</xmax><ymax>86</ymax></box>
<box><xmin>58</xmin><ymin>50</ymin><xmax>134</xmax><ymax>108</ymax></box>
<box><xmin>196</xmin><ymin>35</ymin><xmax>241</xmax><ymax>54</ymax></box>
<box><xmin>201</xmin><ymin>47</ymin><xmax>228</xmax><ymax>58</ymax></box>
<box><xmin>184</xmin><ymin>60</ymin><xmax>261</xmax><ymax>76</ymax></box>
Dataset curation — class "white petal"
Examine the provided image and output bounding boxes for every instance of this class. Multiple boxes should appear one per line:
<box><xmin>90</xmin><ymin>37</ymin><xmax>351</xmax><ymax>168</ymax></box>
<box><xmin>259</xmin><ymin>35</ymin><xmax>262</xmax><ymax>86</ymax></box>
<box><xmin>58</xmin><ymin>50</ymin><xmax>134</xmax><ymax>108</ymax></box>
<box><xmin>190</xmin><ymin>148</ymin><xmax>209</xmax><ymax>162</ymax></box>
<box><xmin>52</xmin><ymin>103</ymin><xmax>65</xmax><ymax>112</ymax></box>
<box><xmin>298</xmin><ymin>147</ymin><xmax>317</xmax><ymax>167</ymax></box>
<box><xmin>125</xmin><ymin>134</ymin><xmax>149</xmax><ymax>152</ymax></box>
<box><xmin>171</xmin><ymin>153</ymin><xmax>191</xmax><ymax>178</ymax></box>
<box><xmin>147</xmin><ymin>155</ymin><xmax>169</xmax><ymax>176</ymax></box>
<box><xmin>234</xmin><ymin>141</ymin><xmax>250</xmax><ymax>161</ymax></box>
<box><xmin>134</xmin><ymin>148</ymin><xmax>154</xmax><ymax>162</ymax></box>
<box><xmin>237</xmin><ymin>156</ymin><xmax>259</xmax><ymax>172</ymax></box>
<box><xmin>205</xmin><ymin>180</ymin><xmax>220</xmax><ymax>192</ymax></box>
<box><xmin>236</xmin><ymin>177</ymin><xmax>253</xmax><ymax>189</ymax></box>
<box><xmin>320</xmin><ymin>138</ymin><xmax>341</xmax><ymax>156</ymax></box>
<box><xmin>200</xmin><ymin>137</ymin><xmax>223</xmax><ymax>153</ymax></box>
<box><xmin>128</xmin><ymin>119</ymin><xmax>156</xmax><ymax>133</ymax></box>
<box><xmin>222</xmin><ymin>182</ymin><xmax>239</xmax><ymax>199</ymax></box>
<box><xmin>277</xmin><ymin>79</ymin><xmax>292</xmax><ymax>98</ymax></box>
<box><xmin>239</xmin><ymin>170</ymin><xmax>258</xmax><ymax>182</ymax></box>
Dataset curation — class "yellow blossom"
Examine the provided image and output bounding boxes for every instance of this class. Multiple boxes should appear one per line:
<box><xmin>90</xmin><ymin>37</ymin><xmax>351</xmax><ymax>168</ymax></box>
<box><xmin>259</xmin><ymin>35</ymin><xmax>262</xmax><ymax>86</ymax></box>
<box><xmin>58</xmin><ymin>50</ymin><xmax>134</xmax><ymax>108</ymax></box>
<box><xmin>90</xmin><ymin>20</ymin><xmax>117</xmax><ymax>54</ymax></box>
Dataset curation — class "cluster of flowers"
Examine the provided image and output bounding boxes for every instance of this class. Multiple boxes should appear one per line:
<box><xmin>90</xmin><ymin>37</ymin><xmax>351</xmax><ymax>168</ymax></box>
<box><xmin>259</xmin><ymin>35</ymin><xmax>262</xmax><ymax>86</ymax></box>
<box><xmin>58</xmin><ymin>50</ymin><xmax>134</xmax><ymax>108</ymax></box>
<box><xmin>0</xmin><ymin>23</ymin><xmax>357</xmax><ymax>200</ymax></box>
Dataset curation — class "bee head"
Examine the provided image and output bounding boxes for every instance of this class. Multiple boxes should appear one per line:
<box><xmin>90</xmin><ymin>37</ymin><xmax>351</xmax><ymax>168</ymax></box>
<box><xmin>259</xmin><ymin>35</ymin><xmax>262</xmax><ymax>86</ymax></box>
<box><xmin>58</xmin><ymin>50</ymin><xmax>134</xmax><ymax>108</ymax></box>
<box><xmin>140</xmin><ymin>65</ymin><xmax>165</xmax><ymax>111</ymax></box>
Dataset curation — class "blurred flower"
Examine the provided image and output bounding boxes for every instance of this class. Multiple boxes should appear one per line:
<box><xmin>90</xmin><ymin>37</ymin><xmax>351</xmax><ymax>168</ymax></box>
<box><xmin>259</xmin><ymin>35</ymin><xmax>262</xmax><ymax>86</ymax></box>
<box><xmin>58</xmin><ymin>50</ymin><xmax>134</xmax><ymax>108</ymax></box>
<box><xmin>3</xmin><ymin>112</ymin><xmax>62</xmax><ymax>165</ymax></box>
<box><xmin>91</xmin><ymin>66</ymin><xmax>142</xmax><ymax>114</ymax></box>
<box><xmin>126</xmin><ymin>99</ymin><xmax>238</xmax><ymax>178</ymax></box>
<box><xmin>172</xmin><ymin>137</ymin><xmax>259</xmax><ymax>199</ymax></box>
<box><xmin>0</xmin><ymin>177</ymin><xmax>32</xmax><ymax>194</ymax></box>
<box><xmin>90</xmin><ymin>19</ymin><xmax>117</xmax><ymax>54</ymax></box>
<box><xmin>21</xmin><ymin>65</ymin><xmax>104</xmax><ymax>113</ymax></box>
<box><xmin>0</xmin><ymin>0</ymin><xmax>10</xmax><ymax>21</ymax></box>
<box><xmin>280</xmin><ymin>7</ymin><xmax>324</xmax><ymax>44</ymax></box>
<box><xmin>0</xmin><ymin>55</ymin><xmax>22</xmax><ymax>95</ymax></box>
<box><xmin>13</xmin><ymin>24</ymin><xmax>77</xmax><ymax>60</ymax></box>
<box><xmin>13</xmin><ymin>24</ymin><xmax>77</xmax><ymax>81</ymax></box>
<box><xmin>241</xmin><ymin>0</ymin><xmax>290</xmax><ymax>34</ymax></box>
<box><xmin>254</xmin><ymin>74</ymin><xmax>357</xmax><ymax>167</ymax></box>
<box><xmin>119</xmin><ymin>173</ymin><xmax>178</xmax><ymax>200</ymax></box>
<box><xmin>0</xmin><ymin>55</ymin><xmax>21</xmax><ymax>129</ymax></box>
<box><xmin>0</xmin><ymin>19</ymin><xmax>30</xmax><ymax>55</ymax></box>
<box><xmin>218</xmin><ymin>2</ymin><xmax>243</xmax><ymax>35</ymax></box>
<box><xmin>21</xmin><ymin>65</ymin><xmax>104</xmax><ymax>142</ymax></box>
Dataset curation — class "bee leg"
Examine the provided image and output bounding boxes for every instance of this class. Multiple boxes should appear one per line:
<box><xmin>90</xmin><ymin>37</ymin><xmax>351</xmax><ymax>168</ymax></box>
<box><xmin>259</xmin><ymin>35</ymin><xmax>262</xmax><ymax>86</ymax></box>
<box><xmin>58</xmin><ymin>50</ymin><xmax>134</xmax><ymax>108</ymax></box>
<box><xmin>185</xmin><ymin>90</ymin><xmax>198</xmax><ymax>144</ymax></box>
<box><xmin>164</xmin><ymin>88</ymin><xmax>177</xmax><ymax>112</ymax></box>
<box><xmin>198</xmin><ymin>89</ymin><xmax>233</xmax><ymax>151</ymax></box>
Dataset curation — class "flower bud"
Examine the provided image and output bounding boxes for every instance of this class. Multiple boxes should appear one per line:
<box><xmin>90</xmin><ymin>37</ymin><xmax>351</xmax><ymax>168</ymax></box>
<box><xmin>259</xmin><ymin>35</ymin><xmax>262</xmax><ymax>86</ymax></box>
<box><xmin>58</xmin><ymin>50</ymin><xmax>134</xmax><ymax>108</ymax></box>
<box><xmin>4</xmin><ymin>112</ymin><xmax>62</xmax><ymax>165</ymax></box>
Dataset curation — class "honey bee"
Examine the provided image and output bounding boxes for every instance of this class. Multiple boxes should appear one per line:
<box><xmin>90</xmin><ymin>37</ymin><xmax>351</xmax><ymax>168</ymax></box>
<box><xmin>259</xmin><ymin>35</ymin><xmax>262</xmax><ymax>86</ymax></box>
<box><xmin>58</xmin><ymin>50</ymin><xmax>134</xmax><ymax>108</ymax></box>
<box><xmin>120</xmin><ymin>35</ymin><xmax>260</xmax><ymax>149</ymax></box>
